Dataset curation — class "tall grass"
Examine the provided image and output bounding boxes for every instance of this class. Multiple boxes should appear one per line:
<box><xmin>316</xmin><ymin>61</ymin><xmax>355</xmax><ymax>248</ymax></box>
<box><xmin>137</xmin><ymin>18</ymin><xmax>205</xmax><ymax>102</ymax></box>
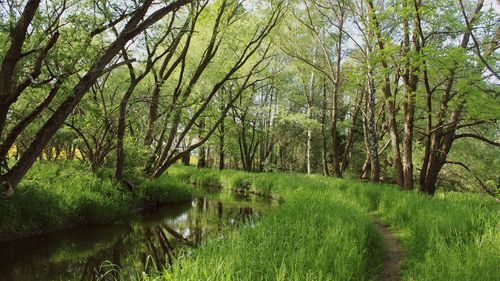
<box><xmin>138</xmin><ymin>176</ymin><xmax>195</xmax><ymax>207</ymax></box>
<box><xmin>155</xmin><ymin>187</ymin><xmax>384</xmax><ymax>281</ymax></box>
<box><xmin>0</xmin><ymin>162</ymin><xmax>194</xmax><ymax>241</ymax></box>
<box><xmin>165</xmin><ymin>165</ymin><xmax>499</xmax><ymax>281</ymax></box>
<box><xmin>342</xmin><ymin>181</ymin><xmax>500</xmax><ymax>281</ymax></box>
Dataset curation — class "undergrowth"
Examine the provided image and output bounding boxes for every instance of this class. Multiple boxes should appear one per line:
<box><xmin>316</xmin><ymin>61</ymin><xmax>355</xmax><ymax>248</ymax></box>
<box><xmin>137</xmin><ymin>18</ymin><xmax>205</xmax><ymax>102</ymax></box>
<box><xmin>0</xmin><ymin>162</ymin><xmax>194</xmax><ymax>241</ymax></box>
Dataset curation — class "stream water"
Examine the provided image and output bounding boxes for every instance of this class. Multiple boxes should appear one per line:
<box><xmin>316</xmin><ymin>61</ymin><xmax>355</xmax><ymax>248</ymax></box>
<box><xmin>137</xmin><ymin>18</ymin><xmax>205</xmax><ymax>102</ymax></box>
<box><xmin>0</xmin><ymin>192</ymin><xmax>275</xmax><ymax>281</ymax></box>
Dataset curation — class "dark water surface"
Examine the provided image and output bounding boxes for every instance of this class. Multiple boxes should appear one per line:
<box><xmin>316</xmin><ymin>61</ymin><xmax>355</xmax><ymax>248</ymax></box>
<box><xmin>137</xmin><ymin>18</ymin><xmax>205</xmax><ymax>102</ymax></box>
<box><xmin>0</xmin><ymin>193</ymin><xmax>274</xmax><ymax>281</ymax></box>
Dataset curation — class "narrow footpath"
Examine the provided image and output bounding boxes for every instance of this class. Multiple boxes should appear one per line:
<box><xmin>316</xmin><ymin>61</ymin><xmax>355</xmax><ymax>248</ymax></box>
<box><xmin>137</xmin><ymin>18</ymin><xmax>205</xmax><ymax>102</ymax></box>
<box><xmin>374</xmin><ymin>220</ymin><xmax>404</xmax><ymax>281</ymax></box>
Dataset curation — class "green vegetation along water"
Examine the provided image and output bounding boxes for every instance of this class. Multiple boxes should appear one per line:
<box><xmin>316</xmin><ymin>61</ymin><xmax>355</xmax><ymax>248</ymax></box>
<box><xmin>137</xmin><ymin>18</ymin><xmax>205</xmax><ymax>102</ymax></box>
<box><xmin>157</xmin><ymin>165</ymin><xmax>499</xmax><ymax>281</ymax></box>
<box><xmin>0</xmin><ymin>193</ymin><xmax>275</xmax><ymax>281</ymax></box>
<box><xmin>1</xmin><ymin>164</ymin><xmax>498</xmax><ymax>281</ymax></box>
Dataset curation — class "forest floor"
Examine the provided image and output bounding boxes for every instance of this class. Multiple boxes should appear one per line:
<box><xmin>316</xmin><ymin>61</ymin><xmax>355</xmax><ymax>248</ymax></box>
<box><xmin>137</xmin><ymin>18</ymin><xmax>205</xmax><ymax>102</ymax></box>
<box><xmin>374</xmin><ymin>219</ymin><xmax>403</xmax><ymax>281</ymax></box>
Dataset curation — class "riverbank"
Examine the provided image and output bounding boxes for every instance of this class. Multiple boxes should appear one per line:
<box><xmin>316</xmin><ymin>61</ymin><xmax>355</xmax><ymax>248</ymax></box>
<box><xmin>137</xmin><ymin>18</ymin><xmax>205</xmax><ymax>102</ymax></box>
<box><xmin>2</xmin><ymin>163</ymin><xmax>498</xmax><ymax>280</ymax></box>
<box><xmin>0</xmin><ymin>193</ymin><xmax>276</xmax><ymax>281</ymax></box>
<box><xmin>0</xmin><ymin>162</ymin><xmax>195</xmax><ymax>242</ymax></box>
<box><xmin>153</xmin><ymin>165</ymin><xmax>499</xmax><ymax>281</ymax></box>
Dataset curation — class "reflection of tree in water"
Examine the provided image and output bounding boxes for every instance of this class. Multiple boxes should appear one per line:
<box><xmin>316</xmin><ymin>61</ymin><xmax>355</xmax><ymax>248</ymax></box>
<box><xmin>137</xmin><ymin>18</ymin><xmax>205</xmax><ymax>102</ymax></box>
<box><xmin>238</xmin><ymin>207</ymin><xmax>254</xmax><ymax>223</ymax></box>
<box><xmin>137</xmin><ymin>225</ymin><xmax>196</xmax><ymax>273</ymax></box>
<box><xmin>134</xmin><ymin>199</ymin><xmax>260</xmax><ymax>274</ymax></box>
<box><xmin>80</xmin><ymin>241</ymin><xmax>123</xmax><ymax>281</ymax></box>
<box><xmin>0</xmin><ymin>197</ymin><xmax>267</xmax><ymax>281</ymax></box>
<box><xmin>80</xmin><ymin>256</ymin><xmax>101</xmax><ymax>281</ymax></box>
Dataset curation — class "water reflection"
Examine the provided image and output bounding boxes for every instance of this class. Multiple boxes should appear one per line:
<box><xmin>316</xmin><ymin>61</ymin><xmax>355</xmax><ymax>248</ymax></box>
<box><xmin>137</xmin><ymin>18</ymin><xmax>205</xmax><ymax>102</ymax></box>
<box><xmin>0</xmin><ymin>196</ymin><xmax>271</xmax><ymax>281</ymax></box>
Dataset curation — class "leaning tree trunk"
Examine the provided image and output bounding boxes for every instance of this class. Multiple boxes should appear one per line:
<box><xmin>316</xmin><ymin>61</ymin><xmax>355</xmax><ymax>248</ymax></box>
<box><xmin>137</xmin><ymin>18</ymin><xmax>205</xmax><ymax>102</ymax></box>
<box><xmin>0</xmin><ymin>0</ymin><xmax>190</xmax><ymax>194</ymax></box>
<box><xmin>115</xmin><ymin>84</ymin><xmax>136</xmax><ymax>181</ymax></box>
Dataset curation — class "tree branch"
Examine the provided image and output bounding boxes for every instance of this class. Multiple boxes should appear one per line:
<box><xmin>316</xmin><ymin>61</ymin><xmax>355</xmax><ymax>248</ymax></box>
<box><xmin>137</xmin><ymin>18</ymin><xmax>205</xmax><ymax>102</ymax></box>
<box><xmin>454</xmin><ymin>133</ymin><xmax>500</xmax><ymax>147</ymax></box>
<box><xmin>444</xmin><ymin>161</ymin><xmax>499</xmax><ymax>202</ymax></box>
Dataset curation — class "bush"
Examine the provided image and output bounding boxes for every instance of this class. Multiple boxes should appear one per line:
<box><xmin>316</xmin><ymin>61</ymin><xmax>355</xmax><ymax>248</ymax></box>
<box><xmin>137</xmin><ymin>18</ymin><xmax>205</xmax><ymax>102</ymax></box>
<box><xmin>0</xmin><ymin>161</ymin><xmax>134</xmax><ymax>241</ymax></box>
<box><xmin>190</xmin><ymin>170</ymin><xmax>222</xmax><ymax>188</ymax></box>
<box><xmin>231</xmin><ymin>176</ymin><xmax>253</xmax><ymax>191</ymax></box>
<box><xmin>138</xmin><ymin>176</ymin><xmax>194</xmax><ymax>206</ymax></box>
<box><xmin>0</xmin><ymin>162</ymin><xmax>195</xmax><ymax>241</ymax></box>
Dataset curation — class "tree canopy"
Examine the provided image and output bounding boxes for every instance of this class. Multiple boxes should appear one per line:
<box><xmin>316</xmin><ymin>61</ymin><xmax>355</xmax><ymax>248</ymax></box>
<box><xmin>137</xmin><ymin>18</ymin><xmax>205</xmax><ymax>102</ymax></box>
<box><xmin>0</xmin><ymin>0</ymin><xmax>498</xmax><ymax>198</ymax></box>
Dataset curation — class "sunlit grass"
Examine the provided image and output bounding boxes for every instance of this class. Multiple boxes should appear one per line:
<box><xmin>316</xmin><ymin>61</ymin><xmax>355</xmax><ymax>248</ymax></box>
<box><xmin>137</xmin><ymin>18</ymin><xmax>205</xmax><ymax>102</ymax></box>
<box><xmin>153</xmin><ymin>187</ymin><xmax>384</xmax><ymax>281</ymax></box>
<box><xmin>162</xmin><ymin>165</ymin><xmax>499</xmax><ymax>281</ymax></box>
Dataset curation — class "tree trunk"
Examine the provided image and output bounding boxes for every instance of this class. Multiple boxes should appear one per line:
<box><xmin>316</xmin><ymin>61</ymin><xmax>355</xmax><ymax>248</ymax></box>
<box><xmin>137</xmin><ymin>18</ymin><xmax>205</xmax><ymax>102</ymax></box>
<box><xmin>306</xmin><ymin>104</ymin><xmax>312</xmax><ymax>174</ymax></box>
<box><xmin>144</xmin><ymin>87</ymin><xmax>160</xmax><ymax>146</ymax></box>
<box><xmin>365</xmin><ymin>72</ymin><xmax>380</xmax><ymax>182</ymax></box>
<box><xmin>330</xmin><ymin>14</ymin><xmax>344</xmax><ymax>178</ymax></box>
<box><xmin>181</xmin><ymin>150</ymin><xmax>190</xmax><ymax>165</ymax></box>
<box><xmin>366</xmin><ymin>0</ymin><xmax>403</xmax><ymax>187</ymax></box>
<box><xmin>360</xmin><ymin>155</ymin><xmax>371</xmax><ymax>180</ymax></box>
<box><xmin>0</xmin><ymin>0</ymin><xmax>41</xmax><ymax>137</ymax></box>
<box><xmin>321</xmin><ymin>81</ymin><xmax>329</xmax><ymax>176</ymax></box>
<box><xmin>219</xmin><ymin>118</ymin><xmax>225</xmax><ymax>170</ymax></box>
<box><xmin>417</xmin><ymin>0</ymin><xmax>483</xmax><ymax>194</ymax></box>
<box><xmin>115</xmin><ymin>84</ymin><xmax>136</xmax><ymax>181</ymax></box>
<box><xmin>401</xmin><ymin>0</ymin><xmax>420</xmax><ymax>190</ymax></box>
<box><xmin>341</xmin><ymin>91</ymin><xmax>362</xmax><ymax>173</ymax></box>
<box><xmin>197</xmin><ymin>119</ymin><xmax>207</xmax><ymax>168</ymax></box>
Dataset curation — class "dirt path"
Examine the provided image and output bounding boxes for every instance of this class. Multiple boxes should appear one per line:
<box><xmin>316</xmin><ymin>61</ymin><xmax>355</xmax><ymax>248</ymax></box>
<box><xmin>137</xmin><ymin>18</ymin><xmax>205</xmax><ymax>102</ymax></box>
<box><xmin>374</xmin><ymin>219</ymin><xmax>403</xmax><ymax>281</ymax></box>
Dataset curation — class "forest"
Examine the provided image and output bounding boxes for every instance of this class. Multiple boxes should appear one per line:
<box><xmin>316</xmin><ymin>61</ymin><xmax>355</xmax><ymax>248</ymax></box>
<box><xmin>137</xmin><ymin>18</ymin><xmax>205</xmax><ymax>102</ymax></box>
<box><xmin>0</xmin><ymin>0</ymin><xmax>498</xmax><ymax>280</ymax></box>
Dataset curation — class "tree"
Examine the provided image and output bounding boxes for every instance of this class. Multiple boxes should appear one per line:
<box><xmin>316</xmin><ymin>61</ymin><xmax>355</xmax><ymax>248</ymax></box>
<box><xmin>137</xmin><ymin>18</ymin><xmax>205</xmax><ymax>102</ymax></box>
<box><xmin>0</xmin><ymin>0</ymin><xmax>192</xmax><ymax>196</ymax></box>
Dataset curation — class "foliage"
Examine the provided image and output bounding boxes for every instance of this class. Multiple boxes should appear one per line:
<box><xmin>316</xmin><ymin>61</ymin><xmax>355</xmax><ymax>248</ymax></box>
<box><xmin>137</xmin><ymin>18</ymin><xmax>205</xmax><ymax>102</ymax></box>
<box><xmin>230</xmin><ymin>175</ymin><xmax>253</xmax><ymax>190</ymax></box>
<box><xmin>157</xmin><ymin>187</ymin><xmax>384</xmax><ymax>281</ymax></box>
<box><xmin>253</xmin><ymin>177</ymin><xmax>274</xmax><ymax>197</ymax></box>
<box><xmin>0</xmin><ymin>162</ymin><xmax>132</xmax><ymax>240</ymax></box>
<box><xmin>0</xmin><ymin>162</ymin><xmax>194</xmax><ymax>241</ymax></box>
<box><xmin>160</xmin><ymin>165</ymin><xmax>499</xmax><ymax>281</ymax></box>
<box><xmin>138</xmin><ymin>176</ymin><xmax>194</xmax><ymax>207</ymax></box>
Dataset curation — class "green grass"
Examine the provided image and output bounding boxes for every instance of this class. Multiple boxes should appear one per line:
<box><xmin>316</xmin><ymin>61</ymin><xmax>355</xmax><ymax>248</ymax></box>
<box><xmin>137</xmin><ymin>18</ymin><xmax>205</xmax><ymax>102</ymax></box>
<box><xmin>230</xmin><ymin>175</ymin><xmax>253</xmax><ymax>191</ymax></box>
<box><xmin>160</xmin><ymin>165</ymin><xmax>499</xmax><ymax>281</ymax></box>
<box><xmin>138</xmin><ymin>176</ymin><xmax>196</xmax><ymax>207</ymax></box>
<box><xmin>172</xmin><ymin>167</ymin><xmax>223</xmax><ymax>188</ymax></box>
<box><xmin>152</xmin><ymin>187</ymin><xmax>384</xmax><ymax>281</ymax></box>
<box><xmin>0</xmin><ymin>161</ymin><xmax>194</xmax><ymax>241</ymax></box>
<box><xmin>343</xmin><ymin>183</ymin><xmax>500</xmax><ymax>281</ymax></box>
<box><xmin>3</xmin><ymin>162</ymin><xmax>498</xmax><ymax>280</ymax></box>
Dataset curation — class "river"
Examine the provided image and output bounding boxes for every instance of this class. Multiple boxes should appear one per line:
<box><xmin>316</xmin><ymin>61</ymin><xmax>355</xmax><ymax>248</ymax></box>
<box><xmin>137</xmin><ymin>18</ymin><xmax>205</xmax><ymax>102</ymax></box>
<box><xmin>0</xmin><ymin>192</ymin><xmax>275</xmax><ymax>281</ymax></box>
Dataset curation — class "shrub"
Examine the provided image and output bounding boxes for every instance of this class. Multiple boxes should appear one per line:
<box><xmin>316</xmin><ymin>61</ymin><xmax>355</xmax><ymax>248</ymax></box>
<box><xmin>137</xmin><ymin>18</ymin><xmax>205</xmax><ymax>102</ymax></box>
<box><xmin>0</xmin><ymin>161</ymin><xmax>134</xmax><ymax>241</ymax></box>
<box><xmin>138</xmin><ymin>176</ymin><xmax>194</xmax><ymax>206</ymax></box>
<box><xmin>231</xmin><ymin>176</ymin><xmax>253</xmax><ymax>191</ymax></box>
<box><xmin>200</xmin><ymin>172</ymin><xmax>222</xmax><ymax>188</ymax></box>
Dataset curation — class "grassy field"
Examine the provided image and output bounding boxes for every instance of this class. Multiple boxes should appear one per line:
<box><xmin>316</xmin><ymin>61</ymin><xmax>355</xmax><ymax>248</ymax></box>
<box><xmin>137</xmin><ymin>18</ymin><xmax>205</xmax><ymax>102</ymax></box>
<box><xmin>144</xmin><ymin>165</ymin><xmax>499</xmax><ymax>281</ymax></box>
